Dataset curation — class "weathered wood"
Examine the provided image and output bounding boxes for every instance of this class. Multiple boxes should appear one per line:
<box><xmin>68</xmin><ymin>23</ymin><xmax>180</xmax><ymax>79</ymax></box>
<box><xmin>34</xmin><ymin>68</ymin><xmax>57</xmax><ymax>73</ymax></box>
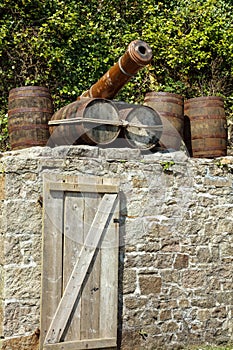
<box><xmin>80</xmin><ymin>191</ymin><xmax>101</xmax><ymax>340</ymax></box>
<box><xmin>63</xmin><ymin>192</ymin><xmax>84</xmax><ymax>341</ymax></box>
<box><xmin>119</xmin><ymin>104</ymin><xmax>162</xmax><ymax>150</ymax></box>
<box><xmin>42</xmin><ymin>174</ymin><xmax>120</xmax><ymax>191</ymax></box>
<box><xmin>43</xmin><ymin>337</ymin><xmax>116</xmax><ymax>350</ymax></box>
<box><xmin>48</xmin><ymin>182</ymin><xmax>119</xmax><ymax>194</ymax></box>
<box><xmin>99</xmin><ymin>194</ymin><xmax>119</xmax><ymax>339</ymax></box>
<box><xmin>44</xmin><ymin>193</ymin><xmax>118</xmax><ymax>345</ymax></box>
<box><xmin>41</xmin><ymin>176</ymin><xmax>119</xmax><ymax>349</ymax></box>
<box><xmin>144</xmin><ymin>91</ymin><xmax>184</xmax><ymax>151</ymax></box>
<box><xmin>49</xmin><ymin>98</ymin><xmax>120</xmax><ymax>146</ymax></box>
<box><xmin>8</xmin><ymin>86</ymin><xmax>53</xmax><ymax>150</ymax></box>
<box><xmin>48</xmin><ymin>116</ymin><xmax>162</xmax><ymax>130</ymax></box>
<box><xmin>40</xmin><ymin>182</ymin><xmax>64</xmax><ymax>349</ymax></box>
<box><xmin>48</xmin><ymin>117</ymin><xmax>122</xmax><ymax>126</ymax></box>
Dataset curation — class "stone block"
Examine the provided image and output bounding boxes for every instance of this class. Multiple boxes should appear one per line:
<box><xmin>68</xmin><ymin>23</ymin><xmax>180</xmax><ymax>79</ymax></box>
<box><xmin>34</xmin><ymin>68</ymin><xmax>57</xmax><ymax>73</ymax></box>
<box><xmin>0</xmin><ymin>237</ymin><xmax>4</xmax><ymax>265</ymax></box>
<box><xmin>4</xmin><ymin>233</ymin><xmax>41</xmax><ymax>266</ymax></box>
<box><xmin>0</xmin><ymin>299</ymin><xmax>4</xmax><ymax>336</ymax></box>
<box><xmin>4</xmin><ymin>266</ymin><xmax>40</xmax><ymax>300</ymax></box>
<box><xmin>160</xmin><ymin>269</ymin><xmax>180</xmax><ymax>284</ymax></box>
<box><xmin>204</xmin><ymin>176</ymin><xmax>232</xmax><ymax>187</ymax></box>
<box><xmin>3</xmin><ymin>200</ymin><xmax>42</xmax><ymax>235</ymax></box>
<box><xmin>124</xmin><ymin>296</ymin><xmax>147</xmax><ymax>310</ymax></box>
<box><xmin>211</xmin><ymin>306</ymin><xmax>228</xmax><ymax>319</ymax></box>
<box><xmin>124</xmin><ymin>218</ymin><xmax>146</xmax><ymax>246</ymax></box>
<box><xmin>219</xmin><ymin>241</ymin><xmax>233</xmax><ymax>257</ymax></box>
<box><xmin>132</xmin><ymin>177</ymin><xmax>148</xmax><ymax>189</ymax></box>
<box><xmin>144</xmin><ymin>219</ymin><xmax>173</xmax><ymax>239</ymax></box>
<box><xmin>139</xmin><ymin>275</ymin><xmax>162</xmax><ymax>295</ymax></box>
<box><xmin>64</xmin><ymin>144</ymin><xmax>99</xmax><ymax>159</ymax></box>
<box><xmin>4</xmin><ymin>300</ymin><xmax>40</xmax><ymax>337</ymax></box>
<box><xmin>99</xmin><ymin>147</ymin><xmax>141</xmax><ymax>161</ymax></box>
<box><xmin>159</xmin><ymin>299</ymin><xmax>178</xmax><ymax>309</ymax></box>
<box><xmin>4</xmin><ymin>172</ymin><xmax>40</xmax><ymax>200</ymax></box>
<box><xmin>125</xmin><ymin>253</ymin><xmax>156</xmax><ymax>269</ymax></box>
<box><xmin>121</xmin><ymin>329</ymin><xmax>142</xmax><ymax>350</ymax></box>
<box><xmin>182</xmin><ymin>269</ymin><xmax>206</xmax><ymax>289</ymax></box>
<box><xmin>140</xmin><ymin>308</ymin><xmax>159</xmax><ymax>325</ymax></box>
<box><xmin>174</xmin><ymin>254</ymin><xmax>189</xmax><ymax>269</ymax></box>
<box><xmin>123</xmin><ymin>269</ymin><xmax>137</xmax><ymax>294</ymax></box>
<box><xmin>139</xmin><ymin>242</ymin><xmax>160</xmax><ymax>253</ymax></box>
<box><xmin>161</xmin><ymin>321</ymin><xmax>179</xmax><ymax>333</ymax></box>
<box><xmin>0</xmin><ymin>330</ymin><xmax>39</xmax><ymax>350</ymax></box>
<box><xmin>127</xmin><ymin>199</ymin><xmax>145</xmax><ymax>217</ymax></box>
<box><xmin>160</xmin><ymin>238</ymin><xmax>180</xmax><ymax>252</ymax></box>
<box><xmin>159</xmin><ymin>309</ymin><xmax>172</xmax><ymax>321</ymax></box>
<box><xmin>0</xmin><ymin>176</ymin><xmax>5</xmax><ymax>201</ymax></box>
<box><xmin>156</xmin><ymin>253</ymin><xmax>174</xmax><ymax>269</ymax></box>
<box><xmin>191</xmin><ymin>297</ymin><xmax>216</xmax><ymax>309</ymax></box>
<box><xmin>197</xmin><ymin>308</ymin><xmax>211</xmax><ymax>321</ymax></box>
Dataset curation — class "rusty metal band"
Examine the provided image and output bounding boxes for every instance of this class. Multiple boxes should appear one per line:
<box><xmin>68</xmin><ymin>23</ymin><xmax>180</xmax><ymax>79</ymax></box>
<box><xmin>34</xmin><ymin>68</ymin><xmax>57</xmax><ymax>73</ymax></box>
<box><xmin>11</xmin><ymin>140</ymin><xmax>47</xmax><ymax>148</ymax></box>
<box><xmin>155</xmin><ymin>111</ymin><xmax>184</xmax><ymax>119</ymax></box>
<box><xmin>128</xmin><ymin>45</ymin><xmax>149</xmax><ymax>67</ymax></box>
<box><xmin>187</xmin><ymin>115</ymin><xmax>226</xmax><ymax>121</ymax></box>
<box><xmin>88</xmin><ymin>86</ymin><xmax>94</xmax><ymax>98</ymax></box>
<box><xmin>144</xmin><ymin>98</ymin><xmax>184</xmax><ymax>106</ymax></box>
<box><xmin>8</xmin><ymin>107</ymin><xmax>54</xmax><ymax>115</ymax></box>
<box><xmin>9</xmin><ymin>124</ymin><xmax>49</xmax><ymax>132</ymax></box>
<box><xmin>9</xmin><ymin>94</ymin><xmax>52</xmax><ymax>99</ymax></box>
<box><xmin>193</xmin><ymin>145</ymin><xmax>227</xmax><ymax>152</ymax></box>
<box><xmin>191</xmin><ymin>134</ymin><xmax>227</xmax><ymax>140</ymax></box>
<box><xmin>80</xmin><ymin>90</ymin><xmax>91</xmax><ymax>98</ymax></box>
<box><xmin>118</xmin><ymin>57</ymin><xmax>135</xmax><ymax>77</ymax></box>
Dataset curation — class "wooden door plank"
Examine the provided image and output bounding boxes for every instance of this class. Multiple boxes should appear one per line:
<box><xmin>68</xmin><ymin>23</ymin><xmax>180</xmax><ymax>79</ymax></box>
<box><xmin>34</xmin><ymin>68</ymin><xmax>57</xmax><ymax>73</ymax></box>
<box><xmin>40</xmin><ymin>182</ymin><xmax>64</xmax><ymax>349</ymax></box>
<box><xmin>80</xmin><ymin>192</ymin><xmax>101</xmax><ymax>340</ymax></box>
<box><xmin>63</xmin><ymin>192</ymin><xmax>84</xmax><ymax>341</ymax></box>
<box><xmin>48</xmin><ymin>182</ymin><xmax>119</xmax><ymax>194</ymax></box>
<box><xmin>44</xmin><ymin>193</ymin><xmax>118</xmax><ymax>345</ymax></box>
<box><xmin>43</xmin><ymin>174</ymin><xmax>119</xmax><ymax>189</ymax></box>
<box><xmin>43</xmin><ymin>337</ymin><xmax>116</xmax><ymax>350</ymax></box>
<box><xmin>99</xmin><ymin>195</ymin><xmax>119</xmax><ymax>339</ymax></box>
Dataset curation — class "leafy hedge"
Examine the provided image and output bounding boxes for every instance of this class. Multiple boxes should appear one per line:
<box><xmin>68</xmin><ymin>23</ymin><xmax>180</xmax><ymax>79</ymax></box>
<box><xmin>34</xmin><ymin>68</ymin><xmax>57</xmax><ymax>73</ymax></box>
<box><xmin>0</xmin><ymin>0</ymin><xmax>232</xmax><ymax>150</ymax></box>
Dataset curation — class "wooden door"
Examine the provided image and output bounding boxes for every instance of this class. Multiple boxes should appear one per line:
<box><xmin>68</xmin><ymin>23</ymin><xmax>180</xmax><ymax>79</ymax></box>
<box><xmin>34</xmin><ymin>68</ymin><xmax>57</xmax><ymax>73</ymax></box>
<box><xmin>40</xmin><ymin>174</ymin><xmax>119</xmax><ymax>350</ymax></box>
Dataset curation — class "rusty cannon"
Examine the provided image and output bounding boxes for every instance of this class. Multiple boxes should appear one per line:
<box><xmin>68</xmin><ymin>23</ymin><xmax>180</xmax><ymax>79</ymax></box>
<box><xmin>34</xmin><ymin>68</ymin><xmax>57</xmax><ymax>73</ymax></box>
<box><xmin>48</xmin><ymin>40</ymin><xmax>163</xmax><ymax>149</ymax></box>
<box><xmin>79</xmin><ymin>40</ymin><xmax>153</xmax><ymax>99</ymax></box>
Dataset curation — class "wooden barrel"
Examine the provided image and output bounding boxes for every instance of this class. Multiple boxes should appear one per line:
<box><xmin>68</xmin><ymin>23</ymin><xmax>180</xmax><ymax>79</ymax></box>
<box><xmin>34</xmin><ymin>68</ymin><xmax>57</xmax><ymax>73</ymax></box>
<box><xmin>143</xmin><ymin>92</ymin><xmax>184</xmax><ymax>150</ymax></box>
<box><xmin>184</xmin><ymin>96</ymin><xmax>227</xmax><ymax>158</ymax></box>
<box><xmin>114</xmin><ymin>102</ymin><xmax>162</xmax><ymax>150</ymax></box>
<box><xmin>8</xmin><ymin>86</ymin><xmax>53</xmax><ymax>150</ymax></box>
<box><xmin>49</xmin><ymin>98</ymin><xmax>120</xmax><ymax>146</ymax></box>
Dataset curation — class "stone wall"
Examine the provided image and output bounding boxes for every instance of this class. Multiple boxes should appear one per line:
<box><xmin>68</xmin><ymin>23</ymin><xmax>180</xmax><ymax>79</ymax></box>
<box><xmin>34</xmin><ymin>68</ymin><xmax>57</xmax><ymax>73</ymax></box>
<box><xmin>0</xmin><ymin>145</ymin><xmax>232</xmax><ymax>349</ymax></box>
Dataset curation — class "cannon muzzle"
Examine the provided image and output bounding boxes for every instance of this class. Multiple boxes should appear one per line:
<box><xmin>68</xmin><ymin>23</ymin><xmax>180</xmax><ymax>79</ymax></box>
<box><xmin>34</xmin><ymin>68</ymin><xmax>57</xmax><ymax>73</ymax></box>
<box><xmin>80</xmin><ymin>40</ymin><xmax>152</xmax><ymax>100</ymax></box>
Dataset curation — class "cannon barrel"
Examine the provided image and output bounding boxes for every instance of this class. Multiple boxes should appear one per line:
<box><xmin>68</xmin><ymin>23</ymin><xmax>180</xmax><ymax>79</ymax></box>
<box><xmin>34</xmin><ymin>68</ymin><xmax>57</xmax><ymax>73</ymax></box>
<box><xmin>80</xmin><ymin>40</ymin><xmax>152</xmax><ymax>100</ymax></box>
